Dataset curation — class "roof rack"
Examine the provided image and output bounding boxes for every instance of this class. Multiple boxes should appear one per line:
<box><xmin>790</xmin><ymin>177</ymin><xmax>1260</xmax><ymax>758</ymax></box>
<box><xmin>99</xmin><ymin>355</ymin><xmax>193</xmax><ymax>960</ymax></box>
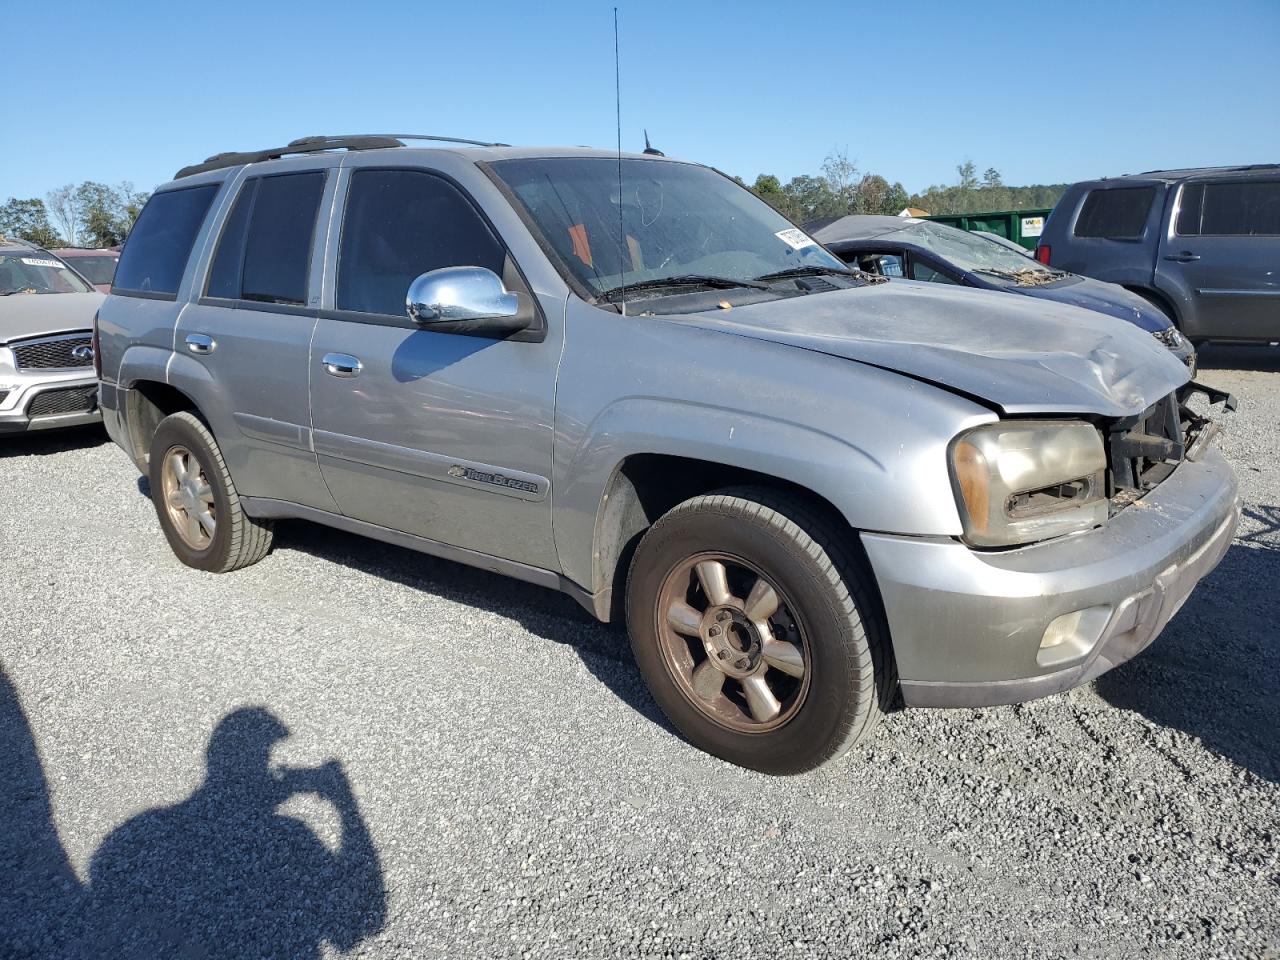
<box><xmin>1132</xmin><ymin>162</ymin><xmax>1280</xmax><ymax>178</ymax></box>
<box><xmin>174</xmin><ymin>133</ymin><xmax>509</xmax><ymax>180</ymax></box>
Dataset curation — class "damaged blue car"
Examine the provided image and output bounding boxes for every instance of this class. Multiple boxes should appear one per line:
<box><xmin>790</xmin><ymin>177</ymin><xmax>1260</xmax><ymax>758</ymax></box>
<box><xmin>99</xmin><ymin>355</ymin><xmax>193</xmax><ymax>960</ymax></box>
<box><xmin>809</xmin><ymin>215</ymin><xmax>1197</xmax><ymax>373</ymax></box>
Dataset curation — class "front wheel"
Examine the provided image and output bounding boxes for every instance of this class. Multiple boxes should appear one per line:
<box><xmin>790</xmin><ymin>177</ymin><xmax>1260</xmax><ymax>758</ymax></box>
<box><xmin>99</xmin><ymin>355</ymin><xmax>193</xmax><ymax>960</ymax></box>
<box><xmin>148</xmin><ymin>411</ymin><xmax>274</xmax><ymax>573</ymax></box>
<box><xmin>625</xmin><ymin>487</ymin><xmax>893</xmax><ymax>774</ymax></box>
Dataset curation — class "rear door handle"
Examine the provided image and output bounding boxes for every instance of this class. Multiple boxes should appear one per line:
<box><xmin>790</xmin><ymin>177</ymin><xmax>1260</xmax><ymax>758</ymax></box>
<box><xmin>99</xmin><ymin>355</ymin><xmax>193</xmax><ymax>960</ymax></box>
<box><xmin>185</xmin><ymin>333</ymin><xmax>216</xmax><ymax>354</ymax></box>
<box><xmin>322</xmin><ymin>353</ymin><xmax>362</xmax><ymax>378</ymax></box>
<box><xmin>1163</xmin><ymin>252</ymin><xmax>1201</xmax><ymax>263</ymax></box>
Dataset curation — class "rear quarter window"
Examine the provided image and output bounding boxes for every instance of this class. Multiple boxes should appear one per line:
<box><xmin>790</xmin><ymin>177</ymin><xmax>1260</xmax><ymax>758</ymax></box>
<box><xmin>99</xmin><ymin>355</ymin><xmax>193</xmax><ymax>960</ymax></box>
<box><xmin>1177</xmin><ymin>180</ymin><xmax>1280</xmax><ymax>236</ymax></box>
<box><xmin>113</xmin><ymin>184</ymin><xmax>219</xmax><ymax>296</ymax></box>
<box><xmin>1073</xmin><ymin>186</ymin><xmax>1156</xmax><ymax>239</ymax></box>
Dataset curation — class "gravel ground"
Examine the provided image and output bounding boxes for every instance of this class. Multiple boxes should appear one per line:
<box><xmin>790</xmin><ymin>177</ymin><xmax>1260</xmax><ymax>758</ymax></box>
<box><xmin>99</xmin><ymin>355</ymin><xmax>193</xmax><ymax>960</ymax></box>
<box><xmin>2</xmin><ymin>345</ymin><xmax>1277</xmax><ymax>959</ymax></box>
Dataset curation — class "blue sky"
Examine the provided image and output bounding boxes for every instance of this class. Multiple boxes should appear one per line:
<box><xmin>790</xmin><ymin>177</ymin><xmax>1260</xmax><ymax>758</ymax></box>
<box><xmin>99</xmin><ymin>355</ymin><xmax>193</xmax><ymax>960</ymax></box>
<box><xmin>3</xmin><ymin>0</ymin><xmax>1278</xmax><ymax>200</ymax></box>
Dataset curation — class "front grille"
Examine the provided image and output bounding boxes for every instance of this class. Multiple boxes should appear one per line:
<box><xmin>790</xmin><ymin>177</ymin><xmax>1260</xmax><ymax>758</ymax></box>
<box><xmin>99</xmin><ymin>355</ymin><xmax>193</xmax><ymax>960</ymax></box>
<box><xmin>1107</xmin><ymin>391</ymin><xmax>1185</xmax><ymax>502</ymax></box>
<box><xmin>27</xmin><ymin>385</ymin><xmax>98</xmax><ymax>417</ymax></box>
<box><xmin>12</xmin><ymin>334</ymin><xmax>93</xmax><ymax>370</ymax></box>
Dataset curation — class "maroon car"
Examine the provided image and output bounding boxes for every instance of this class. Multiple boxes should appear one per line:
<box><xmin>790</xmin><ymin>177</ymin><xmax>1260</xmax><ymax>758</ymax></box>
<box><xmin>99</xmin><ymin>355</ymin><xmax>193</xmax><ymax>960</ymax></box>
<box><xmin>52</xmin><ymin>247</ymin><xmax>120</xmax><ymax>293</ymax></box>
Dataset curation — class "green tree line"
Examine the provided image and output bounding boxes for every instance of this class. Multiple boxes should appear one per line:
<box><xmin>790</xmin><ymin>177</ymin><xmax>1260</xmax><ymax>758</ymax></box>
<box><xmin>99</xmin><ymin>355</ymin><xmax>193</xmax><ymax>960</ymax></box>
<box><xmin>742</xmin><ymin>151</ymin><xmax>1068</xmax><ymax>224</ymax></box>
<box><xmin>0</xmin><ymin>181</ymin><xmax>149</xmax><ymax>248</ymax></box>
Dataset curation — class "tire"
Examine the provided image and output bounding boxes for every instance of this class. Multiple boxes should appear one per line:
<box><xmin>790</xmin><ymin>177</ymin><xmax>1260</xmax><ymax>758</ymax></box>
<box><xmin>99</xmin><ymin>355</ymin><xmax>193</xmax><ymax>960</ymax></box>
<box><xmin>625</xmin><ymin>486</ymin><xmax>894</xmax><ymax>775</ymax></box>
<box><xmin>148</xmin><ymin>411</ymin><xmax>273</xmax><ymax>573</ymax></box>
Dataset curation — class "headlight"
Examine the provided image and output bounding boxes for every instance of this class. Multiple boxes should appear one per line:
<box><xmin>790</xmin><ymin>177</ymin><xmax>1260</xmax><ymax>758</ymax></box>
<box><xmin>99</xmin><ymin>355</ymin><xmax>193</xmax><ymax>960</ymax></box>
<box><xmin>950</xmin><ymin>420</ymin><xmax>1108</xmax><ymax>547</ymax></box>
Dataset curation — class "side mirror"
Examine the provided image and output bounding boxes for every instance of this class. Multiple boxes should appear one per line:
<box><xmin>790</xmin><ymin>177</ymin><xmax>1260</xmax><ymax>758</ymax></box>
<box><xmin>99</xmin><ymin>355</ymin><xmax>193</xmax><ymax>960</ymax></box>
<box><xmin>407</xmin><ymin>266</ymin><xmax>519</xmax><ymax>325</ymax></box>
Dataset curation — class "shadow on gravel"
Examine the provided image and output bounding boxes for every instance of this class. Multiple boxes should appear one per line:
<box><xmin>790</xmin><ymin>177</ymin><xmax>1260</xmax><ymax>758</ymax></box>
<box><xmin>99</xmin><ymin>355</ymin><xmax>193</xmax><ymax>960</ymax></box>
<box><xmin>0</xmin><ymin>424</ymin><xmax>107</xmax><ymax>459</ymax></box>
<box><xmin>272</xmin><ymin>519</ymin><xmax>674</xmax><ymax>732</ymax></box>
<box><xmin>1095</xmin><ymin>539</ymin><xmax>1280</xmax><ymax>783</ymax></box>
<box><xmin>0</xmin><ymin>668</ymin><xmax>386</xmax><ymax>959</ymax></box>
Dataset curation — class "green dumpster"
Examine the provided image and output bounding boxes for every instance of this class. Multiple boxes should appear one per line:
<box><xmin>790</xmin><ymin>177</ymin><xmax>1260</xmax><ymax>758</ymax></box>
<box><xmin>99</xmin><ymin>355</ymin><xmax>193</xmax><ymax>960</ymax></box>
<box><xmin>923</xmin><ymin>208</ymin><xmax>1052</xmax><ymax>250</ymax></box>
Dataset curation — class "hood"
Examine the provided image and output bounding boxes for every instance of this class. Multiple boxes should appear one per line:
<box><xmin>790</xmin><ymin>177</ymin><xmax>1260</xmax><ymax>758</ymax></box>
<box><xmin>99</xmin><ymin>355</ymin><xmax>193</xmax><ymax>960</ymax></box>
<box><xmin>1007</xmin><ymin>276</ymin><xmax>1172</xmax><ymax>334</ymax></box>
<box><xmin>679</xmin><ymin>282</ymin><xmax>1190</xmax><ymax>418</ymax></box>
<box><xmin>0</xmin><ymin>292</ymin><xmax>103</xmax><ymax>344</ymax></box>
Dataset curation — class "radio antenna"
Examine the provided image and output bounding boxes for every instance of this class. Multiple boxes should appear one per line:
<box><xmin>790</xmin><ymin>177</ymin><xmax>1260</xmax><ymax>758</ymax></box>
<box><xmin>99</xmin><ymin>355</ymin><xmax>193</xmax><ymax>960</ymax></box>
<box><xmin>614</xmin><ymin>7</ymin><xmax>626</xmax><ymax>312</ymax></box>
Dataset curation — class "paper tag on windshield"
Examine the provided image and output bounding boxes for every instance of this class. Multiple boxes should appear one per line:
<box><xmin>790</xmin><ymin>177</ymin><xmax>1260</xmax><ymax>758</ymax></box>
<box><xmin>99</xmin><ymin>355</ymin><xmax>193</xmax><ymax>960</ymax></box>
<box><xmin>20</xmin><ymin>258</ymin><xmax>62</xmax><ymax>269</ymax></box>
<box><xmin>775</xmin><ymin>228</ymin><xmax>817</xmax><ymax>251</ymax></box>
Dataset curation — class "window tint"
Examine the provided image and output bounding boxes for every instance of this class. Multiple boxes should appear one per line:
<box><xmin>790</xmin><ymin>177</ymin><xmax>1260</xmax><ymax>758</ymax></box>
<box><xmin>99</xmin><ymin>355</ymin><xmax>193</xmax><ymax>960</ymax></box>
<box><xmin>240</xmin><ymin>172</ymin><xmax>325</xmax><ymax>305</ymax></box>
<box><xmin>1178</xmin><ymin>180</ymin><xmax>1280</xmax><ymax>236</ymax></box>
<box><xmin>205</xmin><ymin>180</ymin><xmax>256</xmax><ymax>299</ymax></box>
<box><xmin>1073</xmin><ymin>186</ymin><xmax>1155</xmax><ymax>239</ymax></box>
<box><xmin>337</xmin><ymin>169</ymin><xmax>507</xmax><ymax>316</ymax></box>
<box><xmin>113</xmin><ymin>185</ymin><xmax>218</xmax><ymax>295</ymax></box>
<box><xmin>912</xmin><ymin>262</ymin><xmax>958</xmax><ymax>284</ymax></box>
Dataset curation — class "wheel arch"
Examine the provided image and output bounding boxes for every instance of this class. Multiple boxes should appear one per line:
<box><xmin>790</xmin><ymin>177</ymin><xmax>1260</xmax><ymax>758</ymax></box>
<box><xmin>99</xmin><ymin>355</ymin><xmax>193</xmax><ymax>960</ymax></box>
<box><xmin>585</xmin><ymin>453</ymin><xmax>878</xmax><ymax>625</ymax></box>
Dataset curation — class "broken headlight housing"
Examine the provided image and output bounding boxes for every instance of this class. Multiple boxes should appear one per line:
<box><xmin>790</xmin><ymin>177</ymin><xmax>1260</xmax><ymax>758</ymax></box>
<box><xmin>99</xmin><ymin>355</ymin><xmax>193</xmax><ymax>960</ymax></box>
<box><xmin>950</xmin><ymin>421</ymin><xmax>1108</xmax><ymax>547</ymax></box>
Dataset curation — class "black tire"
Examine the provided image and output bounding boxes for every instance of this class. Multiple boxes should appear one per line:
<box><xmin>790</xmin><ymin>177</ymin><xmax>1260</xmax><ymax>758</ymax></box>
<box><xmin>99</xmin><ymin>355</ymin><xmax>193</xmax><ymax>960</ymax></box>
<box><xmin>625</xmin><ymin>486</ymin><xmax>894</xmax><ymax>775</ymax></box>
<box><xmin>148</xmin><ymin>411</ymin><xmax>273</xmax><ymax>573</ymax></box>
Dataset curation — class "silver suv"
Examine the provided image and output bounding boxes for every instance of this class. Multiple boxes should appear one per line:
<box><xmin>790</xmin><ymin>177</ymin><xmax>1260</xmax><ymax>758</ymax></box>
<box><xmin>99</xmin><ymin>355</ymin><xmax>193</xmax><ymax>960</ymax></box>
<box><xmin>97</xmin><ymin>135</ymin><xmax>1240</xmax><ymax>773</ymax></box>
<box><xmin>1</xmin><ymin>238</ymin><xmax>104</xmax><ymax>434</ymax></box>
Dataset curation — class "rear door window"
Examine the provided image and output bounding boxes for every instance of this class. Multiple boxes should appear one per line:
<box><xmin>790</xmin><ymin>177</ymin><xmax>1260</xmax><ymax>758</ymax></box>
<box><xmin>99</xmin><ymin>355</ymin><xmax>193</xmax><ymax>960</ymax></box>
<box><xmin>336</xmin><ymin>169</ymin><xmax>506</xmax><ymax>317</ymax></box>
<box><xmin>113</xmin><ymin>184</ymin><xmax>218</xmax><ymax>296</ymax></box>
<box><xmin>239</xmin><ymin>172</ymin><xmax>326</xmax><ymax>305</ymax></box>
<box><xmin>1177</xmin><ymin>180</ymin><xmax>1280</xmax><ymax>236</ymax></box>
<box><xmin>1073</xmin><ymin>186</ymin><xmax>1156</xmax><ymax>239</ymax></box>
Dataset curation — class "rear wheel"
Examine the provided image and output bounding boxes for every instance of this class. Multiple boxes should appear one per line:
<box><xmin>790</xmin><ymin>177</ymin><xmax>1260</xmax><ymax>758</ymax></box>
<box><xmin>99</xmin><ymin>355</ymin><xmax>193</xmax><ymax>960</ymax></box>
<box><xmin>148</xmin><ymin>411</ymin><xmax>273</xmax><ymax>572</ymax></box>
<box><xmin>626</xmin><ymin>487</ymin><xmax>893</xmax><ymax>774</ymax></box>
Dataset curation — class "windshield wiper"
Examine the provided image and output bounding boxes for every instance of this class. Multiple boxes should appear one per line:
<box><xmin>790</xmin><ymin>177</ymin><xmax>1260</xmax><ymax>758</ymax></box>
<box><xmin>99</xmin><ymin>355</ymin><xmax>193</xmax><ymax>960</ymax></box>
<box><xmin>596</xmin><ymin>274</ymin><xmax>768</xmax><ymax>303</ymax></box>
<box><xmin>753</xmin><ymin>265</ymin><xmax>857</xmax><ymax>282</ymax></box>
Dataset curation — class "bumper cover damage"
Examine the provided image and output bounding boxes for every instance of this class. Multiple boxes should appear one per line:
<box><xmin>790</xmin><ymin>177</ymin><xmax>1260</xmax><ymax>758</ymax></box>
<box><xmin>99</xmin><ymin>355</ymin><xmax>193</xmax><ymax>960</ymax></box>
<box><xmin>864</xmin><ymin>444</ymin><xmax>1239</xmax><ymax>708</ymax></box>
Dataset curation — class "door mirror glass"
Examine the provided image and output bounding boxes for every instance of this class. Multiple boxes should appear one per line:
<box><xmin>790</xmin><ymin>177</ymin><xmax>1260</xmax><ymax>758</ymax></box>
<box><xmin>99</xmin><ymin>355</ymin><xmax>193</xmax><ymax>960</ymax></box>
<box><xmin>406</xmin><ymin>266</ymin><xmax>519</xmax><ymax>324</ymax></box>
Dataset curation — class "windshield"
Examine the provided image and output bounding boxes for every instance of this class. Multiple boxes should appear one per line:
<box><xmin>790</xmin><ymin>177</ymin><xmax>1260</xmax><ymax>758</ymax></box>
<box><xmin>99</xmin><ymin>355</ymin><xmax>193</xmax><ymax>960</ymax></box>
<box><xmin>0</xmin><ymin>252</ymin><xmax>94</xmax><ymax>295</ymax></box>
<box><xmin>65</xmin><ymin>254</ymin><xmax>118</xmax><ymax>285</ymax></box>
<box><xmin>898</xmin><ymin>221</ymin><xmax>1063</xmax><ymax>283</ymax></box>
<box><xmin>490</xmin><ymin>157</ymin><xmax>847</xmax><ymax>299</ymax></box>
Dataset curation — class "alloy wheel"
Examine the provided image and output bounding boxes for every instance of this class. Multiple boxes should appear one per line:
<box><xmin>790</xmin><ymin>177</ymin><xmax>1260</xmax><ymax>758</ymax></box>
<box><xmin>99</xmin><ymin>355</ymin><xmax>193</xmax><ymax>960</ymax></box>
<box><xmin>655</xmin><ymin>552</ymin><xmax>810</xmax><ymax>733</ymax></box>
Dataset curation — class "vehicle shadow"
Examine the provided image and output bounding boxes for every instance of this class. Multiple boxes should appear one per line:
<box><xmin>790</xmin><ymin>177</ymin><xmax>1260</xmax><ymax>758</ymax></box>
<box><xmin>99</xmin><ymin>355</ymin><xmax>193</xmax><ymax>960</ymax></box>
<box><xmin>1094</xmin><ymin>527</ymin><xmax>1280</xmax><ymax>784</ymax></box>
<box><xmin>271</xmin><ymin>520</ymin><xmax>672</xmax><ymax>732</ymax></box>
<box><xmin>1196</xmin><ymin>343</ymin><xmax>1280</xmax><ymax>373</ymax></box>
<box><xmin>0</xmin><ymin>666</ymin><xmax>387</xmax><ymax>959</ymax></box>
<box><xmin>0</xmin><ymin>424</ymin><xmax>107</xmax><ymax>459</ymax></box>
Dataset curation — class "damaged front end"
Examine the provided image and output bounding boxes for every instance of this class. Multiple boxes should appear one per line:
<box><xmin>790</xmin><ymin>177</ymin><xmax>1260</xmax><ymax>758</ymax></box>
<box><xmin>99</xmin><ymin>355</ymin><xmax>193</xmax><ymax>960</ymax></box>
<box><xmin>1106</xmin><ymin>382</ymin><xmax>1236</xmax><ymax>510</ymax></box>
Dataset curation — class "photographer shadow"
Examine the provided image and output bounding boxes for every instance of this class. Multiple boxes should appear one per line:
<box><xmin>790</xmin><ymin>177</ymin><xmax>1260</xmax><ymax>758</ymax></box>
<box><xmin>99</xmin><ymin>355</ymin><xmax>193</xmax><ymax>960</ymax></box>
<box><xmin>0</xmin><ymin>670</ymin><xmax>386</xmax><ymax>959</ymax></box>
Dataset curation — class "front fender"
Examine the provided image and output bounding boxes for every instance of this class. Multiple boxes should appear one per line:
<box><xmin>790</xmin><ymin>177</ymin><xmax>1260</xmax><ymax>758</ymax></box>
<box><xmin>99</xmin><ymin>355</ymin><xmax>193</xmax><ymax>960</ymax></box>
<box><xmin>554</xmin><ymin>396</ymin><xmax>974</xmax><ymax>592</ymax></box>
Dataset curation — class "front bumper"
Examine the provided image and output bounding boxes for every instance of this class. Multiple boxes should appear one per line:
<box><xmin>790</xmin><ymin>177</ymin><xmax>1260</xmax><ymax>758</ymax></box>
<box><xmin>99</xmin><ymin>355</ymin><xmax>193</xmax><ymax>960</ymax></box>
<box><xmin>0</xmin><ymin>368</ymin><xmax>102</xmax><ymax>434</ymax></box>
<box><xmin>863</xmin><ymin>444</ymin><xmax>1239</xmax><ymax>708</ymax></box>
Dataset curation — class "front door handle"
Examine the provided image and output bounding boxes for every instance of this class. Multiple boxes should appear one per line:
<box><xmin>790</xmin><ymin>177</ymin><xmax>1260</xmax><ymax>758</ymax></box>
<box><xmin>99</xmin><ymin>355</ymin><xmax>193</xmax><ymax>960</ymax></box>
<box><xmin>1163</xmin><ymin>252</ymin><xmax>1201</xmax><ymax>263</ymax></box>
<box><xmin>185</xmin><ymin>333</ymin><xmax>216</xmax><ymax>354</ymax></box>
<box><xmin>322</xmin><ymin>353</ymin><xmax>362</xmax><ymax>378</ymax></box>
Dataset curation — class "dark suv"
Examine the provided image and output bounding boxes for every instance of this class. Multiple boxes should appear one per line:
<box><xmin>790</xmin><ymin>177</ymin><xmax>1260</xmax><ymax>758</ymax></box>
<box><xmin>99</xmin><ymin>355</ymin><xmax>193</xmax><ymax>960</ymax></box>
<box><xmin>1036</xmin><ymin>165</ymin><xmax>1280</xmax><ymax>344</ymax></box>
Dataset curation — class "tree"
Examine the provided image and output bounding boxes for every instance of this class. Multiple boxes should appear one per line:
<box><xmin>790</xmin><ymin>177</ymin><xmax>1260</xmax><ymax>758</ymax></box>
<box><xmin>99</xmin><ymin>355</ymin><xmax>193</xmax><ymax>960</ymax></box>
<box><xmin>883</xmin><ymin>181</ymin><xmax>910</xmax><ymax>216</ymax></box>
<box><xmin>854</xmin><ymin>174</ymin><xmax>889</xmax><ymax>216</ymax></box>
<box><xmin>75</xmin><ymin>182</ymin><xmax>133</xmax><ymax>247</ymax></box>
<box><xmin>0</xmin><ymin>198</ymin><xmax>62</xmax><ymax>247</ymax></box>
<box><xmin>820</xmin><ymin>148</ymin><xmax>859</xmax><ymax>216</ymax></box>
<box><xmin>982</xmin><ymin>167</ymin><xmax>1003</xmax><ymax>189</ymax></box>
<box><xmin>46</xmin><ymin>185</ymin><xmax>80</xmax><ymax>247</ymax></box>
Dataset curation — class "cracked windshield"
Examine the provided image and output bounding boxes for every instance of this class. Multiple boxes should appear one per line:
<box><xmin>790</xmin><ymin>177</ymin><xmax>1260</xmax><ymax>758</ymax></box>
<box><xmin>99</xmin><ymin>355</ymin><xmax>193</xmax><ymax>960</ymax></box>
<box><xmin>491</xmin><ymin>157</ymin><xmax>850</xmax><ymax>302</ymax></box>
<box><xmin>898</xmin><ymin>220</ymin><xmax>1068</xmax><ymax>285</ymax></box>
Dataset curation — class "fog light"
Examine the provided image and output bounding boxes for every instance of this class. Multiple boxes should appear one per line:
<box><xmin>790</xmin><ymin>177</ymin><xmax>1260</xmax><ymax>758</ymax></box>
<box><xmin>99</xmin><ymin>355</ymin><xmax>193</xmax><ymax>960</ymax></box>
<box><xmin>1038</xmin><ymin>605</ymin><xmax>1112</xmax><ymax>668</ymax></box>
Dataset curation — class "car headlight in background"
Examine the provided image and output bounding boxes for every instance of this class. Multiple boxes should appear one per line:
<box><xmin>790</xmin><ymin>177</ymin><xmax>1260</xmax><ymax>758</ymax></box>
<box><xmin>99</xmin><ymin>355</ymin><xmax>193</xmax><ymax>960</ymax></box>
<box><xmin>950</xmin><ymin>420</ymin><xmax>1108</xmax><ymax>547</ymax></box>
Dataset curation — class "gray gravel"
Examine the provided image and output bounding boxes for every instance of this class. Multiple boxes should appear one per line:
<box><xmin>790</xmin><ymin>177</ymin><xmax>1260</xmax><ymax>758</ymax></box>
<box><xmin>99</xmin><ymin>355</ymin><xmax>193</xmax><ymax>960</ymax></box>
<box><xmin>2</xmin><ymin>345</ymin><xmax>1278</xmax><ymax>959</ymax></box>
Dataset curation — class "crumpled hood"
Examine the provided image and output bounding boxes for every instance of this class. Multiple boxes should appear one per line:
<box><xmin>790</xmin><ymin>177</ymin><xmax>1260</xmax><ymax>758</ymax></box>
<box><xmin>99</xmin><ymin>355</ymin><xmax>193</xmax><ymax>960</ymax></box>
<box><xmin>680</xmin><ymin>282</ymin><xmax>1190</xmax><ymax>417</ymax></box>
<box><xmin>1008</xmin><ymin>276</ymin><xmax>1172</xmax><ymax>334</ymax></box>
<box><xmin>0</xmin><ymin>292</ymin><xmax>103</xmax><ymax>344</ymax></box>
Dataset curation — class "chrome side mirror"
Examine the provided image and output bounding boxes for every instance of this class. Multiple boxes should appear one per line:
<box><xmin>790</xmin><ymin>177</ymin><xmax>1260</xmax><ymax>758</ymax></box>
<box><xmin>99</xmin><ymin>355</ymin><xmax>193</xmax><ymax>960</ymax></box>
<box><xmin>406</xmin><ymin>266</ymin><xmax>519</xmax><ymax>325</ymax></box>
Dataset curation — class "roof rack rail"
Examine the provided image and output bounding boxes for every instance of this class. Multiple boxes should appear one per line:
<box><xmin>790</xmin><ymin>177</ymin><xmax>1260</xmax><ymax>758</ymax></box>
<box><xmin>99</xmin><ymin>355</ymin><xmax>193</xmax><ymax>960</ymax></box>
<box><xmin>174</xmin><ymin>133</ymin><xmax>509</xmax><ymax>180</ymax></box>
